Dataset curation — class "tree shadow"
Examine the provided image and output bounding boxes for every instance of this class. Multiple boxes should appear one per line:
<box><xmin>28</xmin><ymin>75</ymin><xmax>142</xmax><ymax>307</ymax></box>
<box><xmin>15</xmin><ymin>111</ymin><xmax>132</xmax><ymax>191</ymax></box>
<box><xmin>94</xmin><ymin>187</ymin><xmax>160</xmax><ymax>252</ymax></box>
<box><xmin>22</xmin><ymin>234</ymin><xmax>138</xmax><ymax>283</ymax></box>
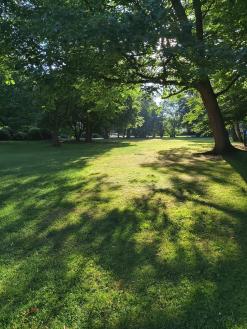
<box><xmin>0</xmin><ymin>141</ymin><xmax>246</xmax><ymax>328</ymax></box>
<box><xmin>223</xmin><ymin>150</ymin><xmax>247</xmax><ymax>183</ymax></box>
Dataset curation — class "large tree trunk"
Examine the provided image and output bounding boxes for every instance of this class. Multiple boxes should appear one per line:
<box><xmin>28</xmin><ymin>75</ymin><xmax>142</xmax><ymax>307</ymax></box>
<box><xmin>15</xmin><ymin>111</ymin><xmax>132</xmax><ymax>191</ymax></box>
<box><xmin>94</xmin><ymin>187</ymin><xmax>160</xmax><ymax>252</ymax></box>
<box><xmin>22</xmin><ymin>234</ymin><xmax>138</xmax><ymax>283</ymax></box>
<box><xmin>196</xmin><ymin>79</ymin><xmax>234</xmax><ymax>154</ymax></box>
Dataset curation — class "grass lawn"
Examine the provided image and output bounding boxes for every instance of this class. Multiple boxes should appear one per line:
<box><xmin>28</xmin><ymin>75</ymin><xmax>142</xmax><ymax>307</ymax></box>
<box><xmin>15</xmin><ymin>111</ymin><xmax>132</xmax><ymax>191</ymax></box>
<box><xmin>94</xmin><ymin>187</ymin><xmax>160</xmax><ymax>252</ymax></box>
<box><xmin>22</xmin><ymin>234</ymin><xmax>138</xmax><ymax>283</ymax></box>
<box><xmin>0</xmin><ymin>138</ymin><xmax>246</xmax><ymax>329</ymax></box>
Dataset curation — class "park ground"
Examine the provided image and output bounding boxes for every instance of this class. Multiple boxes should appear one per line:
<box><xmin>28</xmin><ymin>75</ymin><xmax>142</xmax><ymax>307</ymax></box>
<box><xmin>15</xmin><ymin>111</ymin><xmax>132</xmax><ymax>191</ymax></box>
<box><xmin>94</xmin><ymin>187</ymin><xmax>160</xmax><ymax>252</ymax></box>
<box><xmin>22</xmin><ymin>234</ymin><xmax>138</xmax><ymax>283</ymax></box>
<box><xmin>0</xmin><ymin>138</ymin><xmax>247</xmax><ymax>329</ymax></box>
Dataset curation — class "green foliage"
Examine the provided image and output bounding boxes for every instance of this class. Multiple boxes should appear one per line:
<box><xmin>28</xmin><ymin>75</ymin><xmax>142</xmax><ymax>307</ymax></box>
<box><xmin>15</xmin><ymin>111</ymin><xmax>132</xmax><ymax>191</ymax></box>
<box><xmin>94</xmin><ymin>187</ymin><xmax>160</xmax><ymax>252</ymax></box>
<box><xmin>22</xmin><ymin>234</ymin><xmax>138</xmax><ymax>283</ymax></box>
<box><xmin>13</xmin><ymin>131</ymin><xmax>27</xmax><ymax>140</ymax></box>
<box><xmin>133</xmin><ymin>97</ymin><xmax>162</xmax><ymax>138</ymax></box>
<box><xmin>182</xmin><ymin>92</ymin><xmax>212</xmax><ymax>136</ymax></box>
<box><xmin>0</xmin><ymin>126</ymin><xmax>11</xmax><ymax>140</ymax></box>
<box><xmin>1</xmin><ymin>0</ymin><xmax>246</xmax><ymax>151</ymax></box>
<box><xmin>218</xmin><ymin>79</ymin><xmax>247</xmax><ymax>123</ymax></box>
<box><xmin>27</xmin><ymin>127</ymin><xmax>42</xmax><ymax>140</ymax></box>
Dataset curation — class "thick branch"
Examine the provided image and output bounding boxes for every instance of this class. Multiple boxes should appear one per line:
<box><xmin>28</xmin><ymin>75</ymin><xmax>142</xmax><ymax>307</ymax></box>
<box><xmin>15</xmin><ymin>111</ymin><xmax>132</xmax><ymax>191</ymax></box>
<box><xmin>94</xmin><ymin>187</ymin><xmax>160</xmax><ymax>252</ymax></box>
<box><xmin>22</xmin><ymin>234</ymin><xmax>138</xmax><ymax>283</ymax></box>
<box><xmin>193</xmin><ymin>0</ymin><xmax>204</xmax><ymax>42</ymax></box>
<box><xmin>215</xmin><ymin>75</ymin><xmax>240</xmax><ymax>97</ymax></box>
<box><xmin>170</xmin><ymin>0</ymin><xmax>190</xmax><ymax>29</ymax></box>
<box><xmin>101</xmin><ymin>74</ymin><xmax>186</xmax><ymax>87</ymax></box>
<box><xmin>170</xmin><ymin>0</ymin><xmax>193</xmax><ymax>42</ymax></box>
<box><xmin>117</xmin><ymin>52</ymin><xmax>188</xmax><ymax>86</ymax></box>
<box><xmin>162</xmin><ymin>86</ymin><xmax>189</xmax><ymax>99</ymax></box>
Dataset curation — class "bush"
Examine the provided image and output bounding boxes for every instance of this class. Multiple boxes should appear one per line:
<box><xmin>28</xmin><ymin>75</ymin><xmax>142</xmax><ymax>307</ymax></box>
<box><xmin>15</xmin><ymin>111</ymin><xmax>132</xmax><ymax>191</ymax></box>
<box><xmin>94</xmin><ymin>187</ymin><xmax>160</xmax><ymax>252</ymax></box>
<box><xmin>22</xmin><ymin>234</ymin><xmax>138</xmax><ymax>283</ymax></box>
<box><xmin>92</xmin><ymin>133</ymin><xmax>102</xmax><ymax>138</ymax></box>
<box><xmin>40</xmin><ymin>128</ymin><xmax>52</xmax><ymax>140</ymax></box>
<box><xmin>59</xmin><ymin>133</ymin><xmax>68</xmax><ymax>140</ymax></box>
<box><xmin>28</xmin><ymin>127</ymin><xmax>42</xmax><ymax>140</ymax></box>
<box><xmin>0</xmin><ymin>127</ymin><xmax>11</xmax><ymax>140</ymax></box>
<box><xmin>13</xmin><ymin>131</ymin><xmax>27</xmax><ymax>140</ymax></box>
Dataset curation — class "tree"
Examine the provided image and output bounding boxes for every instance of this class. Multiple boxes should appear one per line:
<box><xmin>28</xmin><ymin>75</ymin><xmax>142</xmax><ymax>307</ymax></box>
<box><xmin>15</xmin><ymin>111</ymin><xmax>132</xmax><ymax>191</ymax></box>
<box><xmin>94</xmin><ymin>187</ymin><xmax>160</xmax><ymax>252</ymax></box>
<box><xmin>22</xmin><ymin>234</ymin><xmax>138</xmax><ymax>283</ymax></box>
<box><xmin>72</xmin><ymin>79</ymin><xmax>142</xmax><ymax>141</ymax></box>
<box><xmin>71</xmin><ymin>0</ymin><xmax>246</xmax><ymax>153</ymax></box>
<box><xmin>133</xmin><ymin>97</ymin><xmax>162</xmax><ymax>138</ymax></box>
<box><xmin>217</xmin><ymin>79</ymin><xmax>247</xmax><ymax>143</ymax></box>
<box><xmin>0</xmin><ymin>75</ymin><xmax>37</xmax><ymax>130</ymax></box>
<box><xmin>162</xmin><ymin>100</ymin><xmax>185</xmax><ymax>138</ymax></box>
<box><xmin>3</xmin><ymin>0</ymin><xmax>247</xmax><ymax>153</ymax></box>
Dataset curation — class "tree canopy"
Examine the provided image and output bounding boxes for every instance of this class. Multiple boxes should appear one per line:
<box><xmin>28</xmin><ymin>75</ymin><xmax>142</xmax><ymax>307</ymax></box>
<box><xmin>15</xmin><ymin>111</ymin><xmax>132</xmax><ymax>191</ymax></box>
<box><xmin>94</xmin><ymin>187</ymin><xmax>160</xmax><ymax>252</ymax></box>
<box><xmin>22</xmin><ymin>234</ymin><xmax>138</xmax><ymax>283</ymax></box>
<box><xmin>1</xmin><ymin>0</ymin><xmax>247</xmax><ymax>151</ymax></box>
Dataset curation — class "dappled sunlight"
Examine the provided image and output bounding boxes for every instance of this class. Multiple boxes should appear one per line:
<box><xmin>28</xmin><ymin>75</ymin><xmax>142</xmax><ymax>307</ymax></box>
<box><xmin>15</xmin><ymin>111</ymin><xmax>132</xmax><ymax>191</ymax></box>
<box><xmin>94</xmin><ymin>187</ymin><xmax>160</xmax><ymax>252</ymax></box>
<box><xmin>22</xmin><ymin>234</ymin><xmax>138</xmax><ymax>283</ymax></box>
<box><xmin>0</xmin><ymin>139</ymin><xmax>246</xmax><ymax>328</ymax></box>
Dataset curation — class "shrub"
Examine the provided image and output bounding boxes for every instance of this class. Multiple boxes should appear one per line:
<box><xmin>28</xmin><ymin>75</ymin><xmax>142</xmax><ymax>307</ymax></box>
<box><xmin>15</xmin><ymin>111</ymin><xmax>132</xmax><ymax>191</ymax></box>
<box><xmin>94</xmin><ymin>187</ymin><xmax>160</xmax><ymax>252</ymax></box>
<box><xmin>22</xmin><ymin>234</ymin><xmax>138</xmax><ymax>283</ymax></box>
<box><xmin>13</xmin><ymin>131</ymin><xmax>27</xmax><ymax>140</ymax></box>
<box><xmin>28</xmin><ymin>127</ymin><xmax>42</xmax><ymax>140</ymax></box>
<box><xmin>0</xmin><ymin>127</ymin><xmax>11</xmax><ymax>140</ymax></box>
<box><xmin>92</xmin><ymin>133</ymin><xmax>102</xmax><ymax>138</ymax></box>
<box><xmin>40</xmin><ymin>128</ymin><xmax>52</xmax><ymax>140</ymax></box>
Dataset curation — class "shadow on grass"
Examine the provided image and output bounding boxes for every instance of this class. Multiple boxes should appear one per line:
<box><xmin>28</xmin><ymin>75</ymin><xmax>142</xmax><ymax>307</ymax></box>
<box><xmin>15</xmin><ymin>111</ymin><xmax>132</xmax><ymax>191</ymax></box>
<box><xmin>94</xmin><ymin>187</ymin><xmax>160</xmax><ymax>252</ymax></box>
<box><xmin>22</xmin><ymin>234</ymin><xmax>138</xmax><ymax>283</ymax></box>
<box><xmin>0</xmin><ymin>141</ymin><xmax>246</xmax><ymax>328</ymax></box>
<box><xmin>223</xmin><ymin>150</ymin><xmax>247</xmax><ymax>183</ymax></box>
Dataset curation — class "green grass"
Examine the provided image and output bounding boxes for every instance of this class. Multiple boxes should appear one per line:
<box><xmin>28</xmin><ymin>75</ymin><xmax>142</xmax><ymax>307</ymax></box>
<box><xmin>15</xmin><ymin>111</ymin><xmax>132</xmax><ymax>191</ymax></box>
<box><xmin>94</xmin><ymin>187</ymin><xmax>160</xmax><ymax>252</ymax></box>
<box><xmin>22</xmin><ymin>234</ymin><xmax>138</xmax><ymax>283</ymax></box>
<box><xmin>0</xmin><ymin>138</ymin><xmax>246</xmax><ymax>329</ymax></box>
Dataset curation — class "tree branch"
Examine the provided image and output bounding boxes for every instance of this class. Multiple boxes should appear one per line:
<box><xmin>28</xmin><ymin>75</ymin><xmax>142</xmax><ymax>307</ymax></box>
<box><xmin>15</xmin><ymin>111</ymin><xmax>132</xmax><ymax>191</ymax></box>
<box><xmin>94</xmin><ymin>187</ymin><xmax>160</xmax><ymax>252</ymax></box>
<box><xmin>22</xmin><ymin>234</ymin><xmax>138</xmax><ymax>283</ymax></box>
<box><xmin>215</xmin><ymin>75</ymin><xmax>240</xmax><ymax>97</ymax></box>
<box><xmin>202</xmin><ymin>0</ymin><xmax>214</xmax><ymax>19</ymax></box>
<box><xmin>116</xmin><ymin>51</ymin><xmax>188</xmax><ymax>86</ymax></box>
<box><xmin>162</xmin><ymin>86</ymin><xmax>189</xmax><ymax>99</ymax></box>
<box><xmin>171</xmin><ymin>0</ymin><xmax>190</xmax><ymax>27</ymax></box>
<box><xmin>101</xmin><ymin>74</ymin><xmax>185</xmax><ymax>86</ymax></box>
<box><xmin>170</xmin><ymin>0</ymin><xmax>192</xmax><ymax>36</ymax></box>
<box><xmin>193</xmin><ymin>0</ymin><xmax>204</xmax><ymax>42</ymax></box>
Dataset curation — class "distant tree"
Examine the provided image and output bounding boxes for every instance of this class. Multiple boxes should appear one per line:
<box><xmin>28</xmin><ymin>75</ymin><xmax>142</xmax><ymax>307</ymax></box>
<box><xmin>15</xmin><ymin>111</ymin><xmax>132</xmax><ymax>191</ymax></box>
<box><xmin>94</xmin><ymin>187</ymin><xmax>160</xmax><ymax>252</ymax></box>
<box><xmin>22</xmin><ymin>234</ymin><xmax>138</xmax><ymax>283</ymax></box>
<box><xmin>133</xmin><ymin>97</ymin><xmax>162</xmax><ymax>138</ymax></box>
<box><xmin>0</xmin><ymin>77</ymin><xmax>35</xmax><ymax>130</ymax></box>
<box><xmin>162</xmin><ymin>100</ymin><xmax>185</xmax><ymax>138</ymax></box>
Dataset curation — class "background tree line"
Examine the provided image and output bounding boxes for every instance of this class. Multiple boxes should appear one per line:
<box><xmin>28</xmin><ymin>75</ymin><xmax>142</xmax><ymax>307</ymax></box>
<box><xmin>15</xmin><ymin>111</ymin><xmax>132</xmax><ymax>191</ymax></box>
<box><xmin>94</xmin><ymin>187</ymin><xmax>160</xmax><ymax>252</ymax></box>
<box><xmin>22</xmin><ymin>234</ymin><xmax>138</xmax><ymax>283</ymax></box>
<box><xmin>0</xmin><ymin>0</ymin><xmax>246</xmax><ymax>151</ymax></box>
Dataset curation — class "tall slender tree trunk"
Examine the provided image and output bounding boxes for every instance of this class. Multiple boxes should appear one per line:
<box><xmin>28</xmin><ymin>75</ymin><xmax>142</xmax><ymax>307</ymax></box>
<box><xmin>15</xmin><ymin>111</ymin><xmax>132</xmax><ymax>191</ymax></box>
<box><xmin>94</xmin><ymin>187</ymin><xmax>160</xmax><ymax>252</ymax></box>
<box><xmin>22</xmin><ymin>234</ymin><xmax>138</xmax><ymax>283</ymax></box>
<box><xmin>51</xmin><ymin>131</ymin><xmax>60</xmax><ymax>146</ymax></box>
<box><xmin>234</xmin><ymin>121</ymin><xmax>243</xmax><ymax>143</ymax></box>
<box><xmin>74</xmin><ymin>128</ymin><xmax>80</xmax><ymax>142</ymax></box>
<box><xmin>231</xmin><ymin>125</ymin><xmax>239</xmax><ymax>142</ymax></box>
<box><xmin>103</xmin><ymin>128</ymin><xmax>109</xmax><ymax>139</ymax></box>
<box><xmin>85</xmin><ymin>115</ymin><xmax>92</xmax><ymax>143</ymax></box>
<box><xmin>196</xmin><ymin>78</ymin><xmax>234</xmax><ymax>154</ymax></box>
<box><xmin>75</xmin><ymin>133</ymin><xmax>81</xmax><ymax>142</ymax></box>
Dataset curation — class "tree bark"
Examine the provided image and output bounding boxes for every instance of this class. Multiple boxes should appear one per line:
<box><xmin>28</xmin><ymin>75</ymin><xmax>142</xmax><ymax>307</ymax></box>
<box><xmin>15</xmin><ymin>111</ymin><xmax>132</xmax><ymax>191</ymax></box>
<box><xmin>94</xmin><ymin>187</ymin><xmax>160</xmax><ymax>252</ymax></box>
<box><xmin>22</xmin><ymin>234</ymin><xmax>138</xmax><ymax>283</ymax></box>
<box><xmin>103</xmin><ymin>128</ymin><xmax>109</xmax><ymax>139</ymax></box>
<box><xmin>51</xmin><ymin>131</ymin><xmax>60</xmax><ymax>146</ymax></box>
<box><xmin>75</xmin><ymin>133</ymin><xmax>81</xmax><ymax>142</ymax></box>
<box><xmin>234</xmin><ymin>121</ymin><xmax>243</xmax><ymax>143</ymax></box>
<box><xmin>74</xmin><ymin>128</ymin><xmax>81</xmax><ymax>142</ymax></box>
<box><xmin>126</xmin><ymin>128</ymin><xmax>131</xmax><ymax>139</ymax></box>
<box><xmin>196</xmin><ymin>79</ymin><xmax>234</xmax><ymax>154</ymax></box>
<box><xmin>231</xmin><ymin>125</ymin><xmax>239</xmax><ymax>142</ymax></box>
<box><xmin>85</xmin><ymin>116</ymin><xmax>92</xmax><ymax>143</ymax></box>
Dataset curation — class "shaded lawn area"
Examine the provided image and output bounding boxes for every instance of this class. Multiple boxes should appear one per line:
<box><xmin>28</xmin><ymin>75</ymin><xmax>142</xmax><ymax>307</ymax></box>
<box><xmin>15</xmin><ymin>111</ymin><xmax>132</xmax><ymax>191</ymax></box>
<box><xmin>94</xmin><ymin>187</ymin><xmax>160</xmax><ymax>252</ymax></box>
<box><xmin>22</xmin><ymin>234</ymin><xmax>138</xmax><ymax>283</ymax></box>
<box><xmin>0</xmin><ymin>138</ymin><xmax>246</xmax><ymax>329</ymax></box>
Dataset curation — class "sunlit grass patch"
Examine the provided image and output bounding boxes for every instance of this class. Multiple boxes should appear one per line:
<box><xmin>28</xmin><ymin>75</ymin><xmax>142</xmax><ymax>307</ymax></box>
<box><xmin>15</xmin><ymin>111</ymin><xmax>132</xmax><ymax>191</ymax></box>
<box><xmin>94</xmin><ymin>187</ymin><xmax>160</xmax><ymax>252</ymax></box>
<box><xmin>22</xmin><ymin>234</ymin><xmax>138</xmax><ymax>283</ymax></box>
<box><xmin>0</xmin><ymin>138</ymin><xmax>246</xmax><ymax>328</ymax></box>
